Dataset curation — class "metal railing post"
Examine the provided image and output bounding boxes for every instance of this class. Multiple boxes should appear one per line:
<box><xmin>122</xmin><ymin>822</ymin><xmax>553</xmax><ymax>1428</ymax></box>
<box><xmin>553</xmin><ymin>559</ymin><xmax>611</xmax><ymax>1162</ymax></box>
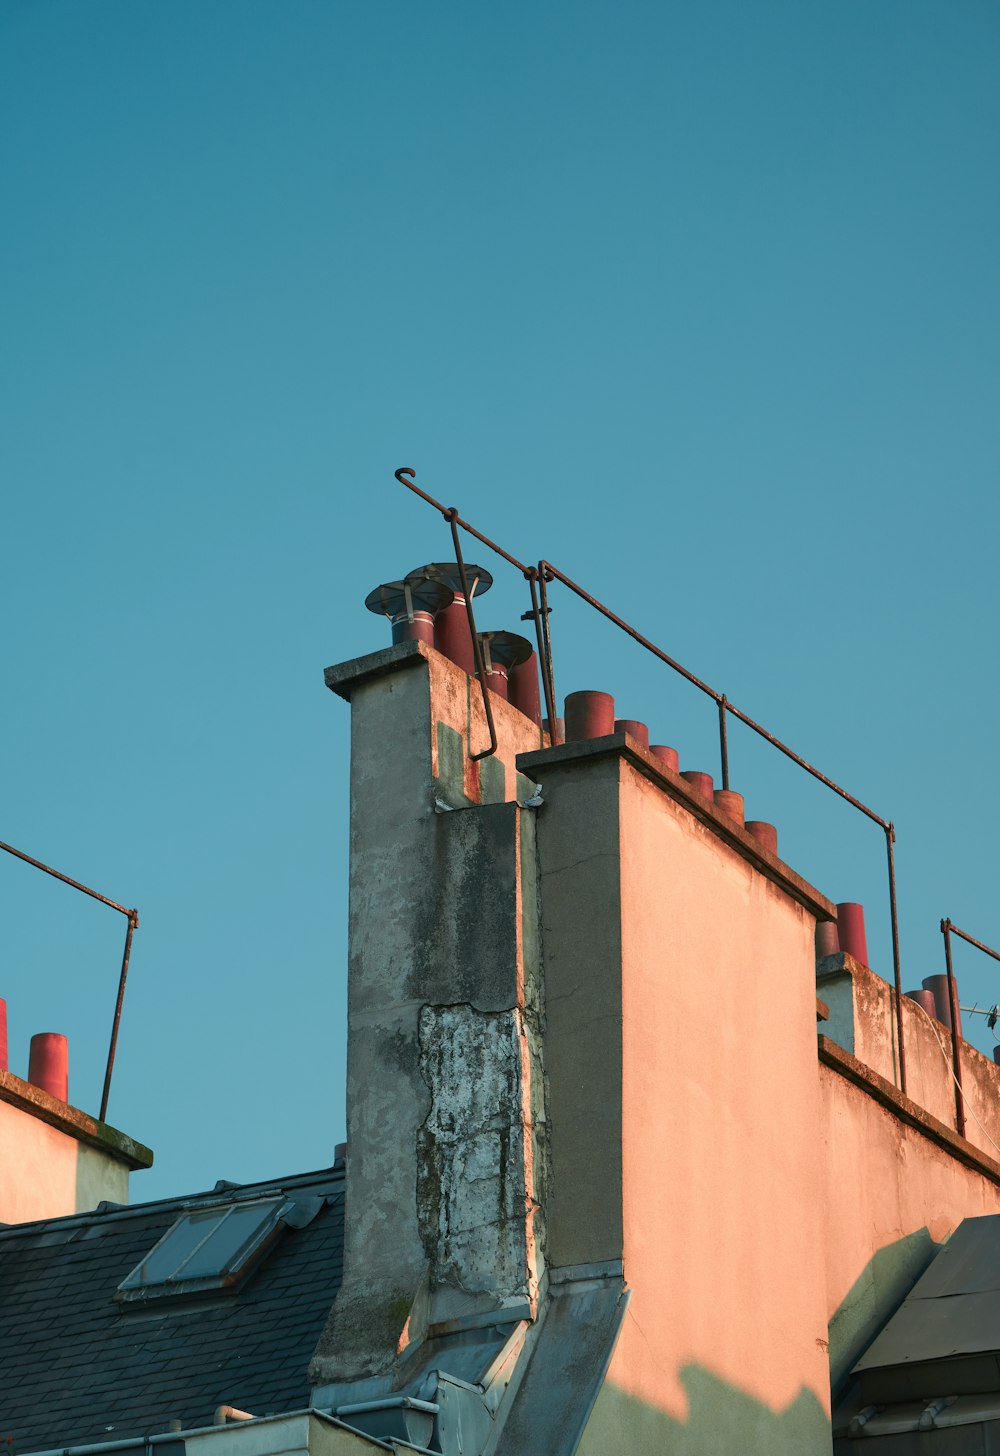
<box><xmin>885</xmin><ymin>825</ymin><xmax>906</xmax><ymax>1095</ymax></box>
<box><xmin>718</xmin><ymin>696</ymin><xmax>730</xmax><ymax>791</ymax></box>
<box><xmin>0</xmin><ymin>838</ymin><xmax>139</xmax><ymax>1120</ymax></box>
<box><xmin>940</xmin><ymin>918</ymin><xmax>966</xmax><ymax>1137</ymax></box>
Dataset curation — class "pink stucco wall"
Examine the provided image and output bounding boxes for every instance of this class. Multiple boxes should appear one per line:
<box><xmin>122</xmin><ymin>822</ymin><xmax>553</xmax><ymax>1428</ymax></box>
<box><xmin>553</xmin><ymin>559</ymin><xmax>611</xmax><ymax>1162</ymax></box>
<box><xmin>0</xmin><ymin>1097</ymin><xmax>129</xmax><ymax>1223</ymax></box>
<box><xmin>605</xmin><ymin>762</ymin><xmax>832</xmax><ymax>1434</ymax></box>
<box><xmin>819</xmin><ymin>1060</ymin><xmax>1000</xmax><ymax>1388</ymax></box>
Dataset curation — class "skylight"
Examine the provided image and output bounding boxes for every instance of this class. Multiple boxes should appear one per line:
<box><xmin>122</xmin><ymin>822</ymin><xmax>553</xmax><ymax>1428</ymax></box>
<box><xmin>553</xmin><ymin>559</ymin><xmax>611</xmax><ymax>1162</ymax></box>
<box><xmin>116</xmin><ymin>1196</ymin><xmax>287</xmax><ymax>1301</ymax></box>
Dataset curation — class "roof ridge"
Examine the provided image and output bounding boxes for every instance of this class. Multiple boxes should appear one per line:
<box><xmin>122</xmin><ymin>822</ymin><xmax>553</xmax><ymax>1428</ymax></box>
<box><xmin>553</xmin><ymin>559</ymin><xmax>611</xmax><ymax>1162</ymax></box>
<box><xmin>0</xmin><ymin>1162</ymin><xmax>344</xmax><ymax>1240</ymax></box>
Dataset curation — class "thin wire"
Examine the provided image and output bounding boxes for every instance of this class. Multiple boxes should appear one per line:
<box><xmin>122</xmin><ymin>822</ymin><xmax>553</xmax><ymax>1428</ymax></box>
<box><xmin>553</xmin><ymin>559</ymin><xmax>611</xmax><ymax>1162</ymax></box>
<box><xmin>908</xmin><ymin>1000</ymin><xmax>1000</xmax><ymax>1160</ymax></box>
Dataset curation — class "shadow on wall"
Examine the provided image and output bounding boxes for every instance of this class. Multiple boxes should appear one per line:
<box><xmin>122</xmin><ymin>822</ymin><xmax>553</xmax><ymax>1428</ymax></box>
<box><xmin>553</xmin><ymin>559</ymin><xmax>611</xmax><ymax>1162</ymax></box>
<box><xmin>828</xmin><ymin>1227</ymin><xmax>940</xmax><ymax>1396</ymax></box>
<box><xmin>579</xmin><ymin>1366</ymin><xmax>832</xmax><ymax>1456</ymax></box>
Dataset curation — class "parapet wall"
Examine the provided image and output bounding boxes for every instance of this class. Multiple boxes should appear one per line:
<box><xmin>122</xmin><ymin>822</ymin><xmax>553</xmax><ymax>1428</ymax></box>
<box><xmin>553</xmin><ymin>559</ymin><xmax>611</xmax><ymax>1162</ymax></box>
<box><xmin>818</xmin><ymin>953</ymin><xmax>1000</xmax><ymax>1163</ymax></box>
<box><xmin>0</xmin><ymin>1068</ymin><xmax>152</xmax><ymax>1223</ymax></box>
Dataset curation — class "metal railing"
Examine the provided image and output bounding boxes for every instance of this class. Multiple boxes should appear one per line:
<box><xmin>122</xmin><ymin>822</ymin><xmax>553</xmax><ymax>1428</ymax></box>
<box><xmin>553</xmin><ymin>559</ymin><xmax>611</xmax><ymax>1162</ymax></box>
<box><xmin>939</xmin><ymin>920</ymin><xmax>1000</xmax><ymax>1139</ymax></box>
<box><xmin>0</xmin><ymin>839</ymin><xmax>138</xmax><ymax>1121</ymax></box>
<box><xmin>394</xmin><ymin>467</ymin><xmax>909</xmax><ymax>1093</ymax></box>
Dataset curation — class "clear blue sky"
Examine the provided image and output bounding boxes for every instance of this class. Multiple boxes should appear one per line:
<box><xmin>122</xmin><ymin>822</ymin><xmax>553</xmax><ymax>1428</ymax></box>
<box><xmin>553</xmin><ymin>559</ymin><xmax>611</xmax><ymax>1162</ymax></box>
<box><xmin>2</xmin><ymin>1</ymin><xmax>998</xmax><ymax>1199</ymax></box>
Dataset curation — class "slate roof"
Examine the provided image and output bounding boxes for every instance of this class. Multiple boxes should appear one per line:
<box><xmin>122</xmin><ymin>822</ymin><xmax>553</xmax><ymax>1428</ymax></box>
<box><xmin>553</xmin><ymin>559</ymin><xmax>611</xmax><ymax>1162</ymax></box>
<box><xmin>0</xmin><ymin>1164</ymin><xmax>345</xmax><ymax>1453</ymax></box>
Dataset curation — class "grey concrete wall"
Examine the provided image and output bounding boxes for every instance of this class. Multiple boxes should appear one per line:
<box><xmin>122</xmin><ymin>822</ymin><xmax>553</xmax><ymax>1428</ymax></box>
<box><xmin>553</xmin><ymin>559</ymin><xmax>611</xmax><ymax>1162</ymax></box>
<box><xmin>312</xmin><ymin>646</ymin><xmax>546</xmax><ymax>1387</ymax></box>
<box><xmin>521</xmin><ymin>738</ymin><xmax>833</xmax><ymax>1455</ymax></box>
<box><xmin>530</xmin><ymin>753</ymin><xmax>624</xmax><ymax>1271</ymax></box>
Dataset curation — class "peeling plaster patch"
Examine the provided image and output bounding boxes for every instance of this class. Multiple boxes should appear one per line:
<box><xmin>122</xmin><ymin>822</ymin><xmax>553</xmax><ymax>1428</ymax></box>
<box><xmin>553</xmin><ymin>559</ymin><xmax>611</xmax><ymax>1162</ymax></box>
<box><xmin>480</xmin><ymin>755</ymin><xmax>507</xmax><ymax>805</ymax></box>
<box><xmin>417</xmin><ymin>1005</ymin><xmax>535</xmax><ymax>1303</ymax></box>
<box><xmin>435</xmin><ymin>722</ymin><xmax>474</xmax><ymax>809</ymax></box>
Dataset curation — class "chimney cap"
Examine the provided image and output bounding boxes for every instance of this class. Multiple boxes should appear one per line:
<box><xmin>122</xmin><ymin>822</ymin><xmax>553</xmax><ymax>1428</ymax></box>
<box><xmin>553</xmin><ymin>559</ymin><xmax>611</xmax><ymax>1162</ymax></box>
<box><xmin>407</xmin><ymin>562</ymin><xmax>493</xmax><ymax>598</ymax></box>
<box><xmin>365</xmin><ymin>577</ymin><xmax>454</xmax><ymax>619</ymax></box>
<box><xmin>478</xmin><ymin>630</ymin><xmax>533</xmax><ymax>670</ymax></box>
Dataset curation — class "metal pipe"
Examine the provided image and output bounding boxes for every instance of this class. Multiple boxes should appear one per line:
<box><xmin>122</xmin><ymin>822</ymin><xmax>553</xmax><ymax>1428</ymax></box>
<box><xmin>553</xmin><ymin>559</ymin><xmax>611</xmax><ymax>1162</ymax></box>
<box><xmin>886</xmin><ymin>826</ymin><xmax>906</xmax><ymax>1095</ymax></box>
<box><xmin>100</xmin><ymin>911</ymin><xmax>138</xmax><ymax>1122</ymax></box>
<box><xmin>0</xmin><ymin>838</ymin><xmax>139</xmax><ymax>1119</ymax></box>
<box><xmin>718</xmin><ymin>696</ymin><xmax>730</xmax><ymax>791</ymax></box>
<box><xmin>944</xmin><ymin>922</ymin><xmax>1000</xmax><ymax>964</ymax></box>
<box><xmin>940</xmin><ymin>920</ymin><xmax>966</xmax><ymax>1137</ymax></box>
<box><xmin>525</xmin><ymin>568</ymin><xmax>558</xmax><ymax>732</ymax></box>
<box><xmin>446</xmin><ymin>509</ymin><xmax>497</xmax><ymax>761</ymax></box>
<box><xmin>537</xmin><ymin>566</ymin><xmax>557</xmax><ymax>730</ymax></box>
<box><xmin>394</xmin><ymin>468</ymin><xmax>529</xmax><ymax>574</ymax></box>
<box><xmin>0</xmin><ymin>839</ymin><xmax>133</xmax><ymax>917</ymax></box>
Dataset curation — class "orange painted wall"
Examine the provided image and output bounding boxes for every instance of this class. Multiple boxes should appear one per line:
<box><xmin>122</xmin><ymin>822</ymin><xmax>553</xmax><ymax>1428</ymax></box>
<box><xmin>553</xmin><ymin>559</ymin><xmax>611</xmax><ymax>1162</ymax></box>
<box><xmin>608</xmin><ymin>762</ymin><xmax>831</xmax><ymax>1431</ymax></box>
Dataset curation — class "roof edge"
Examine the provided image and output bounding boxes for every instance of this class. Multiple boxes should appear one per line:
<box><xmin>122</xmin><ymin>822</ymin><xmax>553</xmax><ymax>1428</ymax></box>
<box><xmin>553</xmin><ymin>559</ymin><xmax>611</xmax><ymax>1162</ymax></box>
<box><xmin>0</xmin><ymin>1067</ymin><xmax>153</xmax><ymax>1170</ymax></box>
<box><xmin>519</xmin><ymin>732</ymin><xmax>837</xmax><ymax>923</ymax></box>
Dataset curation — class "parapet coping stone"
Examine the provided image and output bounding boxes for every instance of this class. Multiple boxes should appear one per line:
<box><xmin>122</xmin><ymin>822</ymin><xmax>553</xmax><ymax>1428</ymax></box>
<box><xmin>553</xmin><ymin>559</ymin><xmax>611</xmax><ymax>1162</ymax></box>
<box><xmin>0</xmin><ymin>1067</ymin><xmax>154</xmax><ymax>1170</ymax></box>
<box><xmin>819</xmin><ymin>1034</ymin><xmax>1000</xmax><ymax>1189</ymax></box>
<box><xmin>519</xmin><ymin>732</ymin><xmax>837</xmax><ymax>924</ymax></box>
<box><xmin>324</xmin><ymin>639</ymin><xmax>430</xmax><ymax>700</ymax></box>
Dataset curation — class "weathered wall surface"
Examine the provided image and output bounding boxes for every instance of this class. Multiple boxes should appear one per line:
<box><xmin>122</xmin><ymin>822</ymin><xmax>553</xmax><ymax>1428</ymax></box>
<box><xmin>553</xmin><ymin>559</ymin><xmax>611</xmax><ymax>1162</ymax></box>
<box><xmin>530</xmin><ymin>741</ymin><xmax>834</xmax><ymax>1456</ymax></box>
<box><xmin>0</xmin><ymin>1099</ymin><xmax>80</xmax><ymax>1223</ymax></box>
<box><xmin>612</xmin><ymin>761</ymin><xmax>832</xmax><ymax>1452</ymax></box>
<box><xmin>819</xmin><ymin>1062</ymin><xmax>1000</xmax><ymax>1391</ymax></box>
<box><xmin>819</xmin><ymin>954</ymin><xmax>1000</xmax><ymax>1164</ymax></box>
<box><xmin>0</xmin><ymin>1076</ymin><xmax>145</xmax><ymax>1223</ymax></box>
<box><xmin>313</xmin><ymin>644</ymin><xmax>547</xmax><ymax>1389</ymax></box>
<box><xmin>533</xmin><ymin>751</ymin><xmax>624</xmax><ymax>1272</ymax></box>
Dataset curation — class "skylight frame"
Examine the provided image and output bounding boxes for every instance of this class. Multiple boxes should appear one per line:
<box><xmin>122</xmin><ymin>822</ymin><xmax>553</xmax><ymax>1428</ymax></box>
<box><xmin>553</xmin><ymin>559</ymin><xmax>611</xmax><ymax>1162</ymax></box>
<box><xmin>115</xmin><ymin>1195</ymin><xmax>289</xmax><ymax>1303</ymax></box>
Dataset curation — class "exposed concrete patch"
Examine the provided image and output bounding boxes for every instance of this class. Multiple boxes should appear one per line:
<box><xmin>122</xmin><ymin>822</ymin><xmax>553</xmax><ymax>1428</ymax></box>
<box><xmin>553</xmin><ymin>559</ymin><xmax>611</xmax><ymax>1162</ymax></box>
<box><xmin>480</xmin><ymin>755</ymin><xmax>507</xmax><ymax>805</ymax></box>
<box><xmin>435</xmin><ymin>722</ymin><xmax>474</xmax><ymax>808</ymax></box>
<box><xmin>417</xmin><ymin>1004</ymin><xmax>539</xmax><ymax>1312</ymax></box>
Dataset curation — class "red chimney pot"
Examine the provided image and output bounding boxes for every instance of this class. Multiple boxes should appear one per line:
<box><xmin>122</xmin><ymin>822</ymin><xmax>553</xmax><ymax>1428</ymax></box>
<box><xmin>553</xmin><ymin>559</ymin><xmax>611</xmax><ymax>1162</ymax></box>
<box><xmin>28</xmin><ymin>1032</ymin><xmax>68</xmax><ymax>1102</ymax></box>
<box><xmin>906</xmin><ymin>989</ymin><xmax>938</xmax><ymax>1017</ymax></box>
<box><xmin>408</xmin><ymin>563</ymin><xmax>493</xmax><ymax>676</ymax></box>
<box><xmin>815</xmin><ymin>921</ymin><xmax>841</xmax><ymax>959</ymax></box>
<box><xmin>650</xmin><ymin>745</ymin><xmax>680</xmax><ymax>772</ymax></box>
<box><xmin>509</xmin><ymin>650</ymin><xmax>542</xmax><ymax>726</ymax></box>
<box><xmin>714</xmin><ymin>789</ymin><xmax>744</xmax><ymax>826</ymax></box>
<box><xmin>565</xmin><ymin>691</ymin><xmax>615</xmax><ymax>742</ymax></box>
<box><xmin>837</xmin><ymin>903</ymin><xmax>869</xmax><ymax>966</ymax></box>
<box><xmin>745</xmin><ymin>821</ymin><xmax>779</xmax><ymax>855</ymax></box>
<box><xmin>923</xmin><ymin>974</ymin><xmax>961</xmax><ymax>1035</ymax></box>
<box><xmin>615</xmin><ymin>719</ymin><xmax>649</xmax><ymax>749</ymax></box>
<box><xmin>681</xmin><ymin>771</ymin><xmax>714</xmax><ymax>803</ymax></box>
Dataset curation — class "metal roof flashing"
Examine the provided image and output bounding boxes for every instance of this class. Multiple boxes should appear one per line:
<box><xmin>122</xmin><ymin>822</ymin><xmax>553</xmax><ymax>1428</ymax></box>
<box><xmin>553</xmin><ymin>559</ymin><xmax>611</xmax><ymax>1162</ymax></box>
<box><xmin>20</xmin><ymin>1409</ymin><xmax>390</xmax><ymax>1456</ymax></box>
